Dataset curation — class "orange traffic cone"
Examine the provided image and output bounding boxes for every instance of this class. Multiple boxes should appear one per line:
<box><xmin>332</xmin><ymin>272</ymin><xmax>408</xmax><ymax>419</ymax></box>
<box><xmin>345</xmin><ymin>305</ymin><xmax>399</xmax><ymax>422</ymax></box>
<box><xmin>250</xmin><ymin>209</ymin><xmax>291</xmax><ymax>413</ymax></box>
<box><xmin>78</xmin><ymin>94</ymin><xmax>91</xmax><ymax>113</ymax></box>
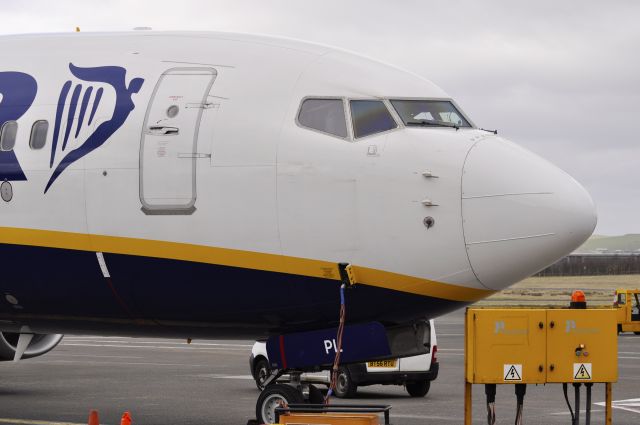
<box><xmin>120</xmin><ymin>411</ymin><xmax>132</xmax><ymax>425</ymax></box>
<box><xmin>87</xmin><ymin>410</ymin><xmax>99</xmax><ymax>425</ymax></box>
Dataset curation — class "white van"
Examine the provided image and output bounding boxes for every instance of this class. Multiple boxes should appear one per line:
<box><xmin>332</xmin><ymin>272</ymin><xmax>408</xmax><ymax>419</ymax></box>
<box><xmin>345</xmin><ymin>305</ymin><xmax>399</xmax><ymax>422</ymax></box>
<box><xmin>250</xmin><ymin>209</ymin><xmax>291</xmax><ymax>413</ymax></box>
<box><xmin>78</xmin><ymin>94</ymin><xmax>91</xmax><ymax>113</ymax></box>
<box><xmin>249</xmin><ymin>319</ymin><xmax>438</xmax><ymax>398</ymax></box>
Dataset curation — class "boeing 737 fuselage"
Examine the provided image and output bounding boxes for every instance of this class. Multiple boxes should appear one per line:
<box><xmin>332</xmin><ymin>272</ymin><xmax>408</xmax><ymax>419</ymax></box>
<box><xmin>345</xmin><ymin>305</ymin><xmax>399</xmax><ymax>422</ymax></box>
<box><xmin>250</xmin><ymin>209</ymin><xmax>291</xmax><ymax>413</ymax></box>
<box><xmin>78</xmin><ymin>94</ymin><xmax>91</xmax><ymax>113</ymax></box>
<box><xmin>0</xmin><ymin>31</ymin><xmax>595</xmax><ymax>362</ymax></box>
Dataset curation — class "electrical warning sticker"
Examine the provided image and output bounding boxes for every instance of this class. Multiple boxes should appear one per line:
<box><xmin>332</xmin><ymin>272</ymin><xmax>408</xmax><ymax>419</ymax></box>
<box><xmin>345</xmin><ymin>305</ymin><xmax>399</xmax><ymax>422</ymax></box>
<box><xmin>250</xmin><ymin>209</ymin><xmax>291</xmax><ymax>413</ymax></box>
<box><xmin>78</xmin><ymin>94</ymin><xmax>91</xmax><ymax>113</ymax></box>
<box><xmin>504</xmin><ymin>364</ymin><xmax>523</xmax><ymax>381</ymax></box>
<box><xmin>574</xmin><ymin>363</ymin><xmax>592</xmax><ymax>380</ymax></box>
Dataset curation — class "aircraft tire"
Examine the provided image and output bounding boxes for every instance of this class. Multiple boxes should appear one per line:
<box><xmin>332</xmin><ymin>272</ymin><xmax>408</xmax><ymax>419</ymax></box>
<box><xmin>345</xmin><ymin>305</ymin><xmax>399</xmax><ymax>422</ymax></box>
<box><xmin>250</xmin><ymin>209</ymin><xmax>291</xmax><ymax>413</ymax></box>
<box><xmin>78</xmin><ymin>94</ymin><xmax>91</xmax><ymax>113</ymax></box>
<box><xmin>256</xmin><ymin>383</ymin><xmax>304</xmax><ymax>424</ymax></box>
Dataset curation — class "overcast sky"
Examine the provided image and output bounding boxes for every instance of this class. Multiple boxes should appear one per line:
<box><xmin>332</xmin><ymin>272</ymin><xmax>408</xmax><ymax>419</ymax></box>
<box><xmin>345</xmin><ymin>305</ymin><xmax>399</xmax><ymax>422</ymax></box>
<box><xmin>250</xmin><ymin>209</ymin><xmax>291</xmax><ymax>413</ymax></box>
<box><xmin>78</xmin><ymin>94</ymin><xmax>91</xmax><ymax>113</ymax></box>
<box><xmin>2</xmin><ymin>0</ymin><xmax>639</xmax><ymax>235</ymax></box>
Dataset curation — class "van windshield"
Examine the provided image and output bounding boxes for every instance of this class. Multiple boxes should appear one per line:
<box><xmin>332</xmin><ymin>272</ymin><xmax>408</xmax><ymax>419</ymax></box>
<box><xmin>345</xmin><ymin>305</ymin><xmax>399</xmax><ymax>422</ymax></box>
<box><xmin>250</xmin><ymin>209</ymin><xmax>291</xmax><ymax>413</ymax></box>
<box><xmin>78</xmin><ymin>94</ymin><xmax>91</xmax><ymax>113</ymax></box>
<box><xmin>391</xmin><ymin>100</ymin><xmax>471</xmax><ymax>128</ymax></box>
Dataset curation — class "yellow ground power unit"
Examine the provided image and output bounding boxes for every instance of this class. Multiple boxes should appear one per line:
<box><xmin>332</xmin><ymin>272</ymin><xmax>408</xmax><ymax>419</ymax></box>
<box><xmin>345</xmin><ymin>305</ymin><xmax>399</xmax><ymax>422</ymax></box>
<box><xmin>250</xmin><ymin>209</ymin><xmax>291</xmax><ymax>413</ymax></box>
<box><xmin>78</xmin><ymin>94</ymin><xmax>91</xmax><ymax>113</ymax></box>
<box><xmin>464</xmin><ymin>303</ymin><xmax>617</xmax><ymax>425</ymax></box>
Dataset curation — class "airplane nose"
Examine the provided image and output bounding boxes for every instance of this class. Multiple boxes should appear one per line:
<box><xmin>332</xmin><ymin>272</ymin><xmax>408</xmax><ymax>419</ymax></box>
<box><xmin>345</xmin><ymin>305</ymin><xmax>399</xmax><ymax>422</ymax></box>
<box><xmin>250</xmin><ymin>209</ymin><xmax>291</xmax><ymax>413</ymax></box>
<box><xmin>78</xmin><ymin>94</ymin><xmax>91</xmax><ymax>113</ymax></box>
<box><xmin>461</xmin><ymin>137</ymin><xmax>597</xmax><ymax>290</ymax></box>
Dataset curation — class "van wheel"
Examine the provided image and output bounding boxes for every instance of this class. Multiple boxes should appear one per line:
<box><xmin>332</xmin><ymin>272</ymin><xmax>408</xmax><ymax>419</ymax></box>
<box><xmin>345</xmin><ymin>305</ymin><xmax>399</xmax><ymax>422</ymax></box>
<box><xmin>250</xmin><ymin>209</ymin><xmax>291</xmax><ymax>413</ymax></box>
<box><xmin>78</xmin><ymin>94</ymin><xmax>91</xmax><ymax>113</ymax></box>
<box><xmin>406</xmin><ymin>380</ymin><xmax>430</xmax><ymax>397</ymax></box>
<box><xmin>334</xmin><ymin>367</ymin><xmax>358</xmax><ymax>398</ymax></box>
<box><xmin>256</xmin><ymin>383</ymin><xmax>304</xmax><ymax>424</ymax></box>
<box><xmin>254</xmin><ymin>357</ymin><xmax>271</xmax><ymax>390</ymax></box>
<box><xmin>634</xmin><ymin>332</ymin><xmax>640</xmax><ymax>335</ymax></box>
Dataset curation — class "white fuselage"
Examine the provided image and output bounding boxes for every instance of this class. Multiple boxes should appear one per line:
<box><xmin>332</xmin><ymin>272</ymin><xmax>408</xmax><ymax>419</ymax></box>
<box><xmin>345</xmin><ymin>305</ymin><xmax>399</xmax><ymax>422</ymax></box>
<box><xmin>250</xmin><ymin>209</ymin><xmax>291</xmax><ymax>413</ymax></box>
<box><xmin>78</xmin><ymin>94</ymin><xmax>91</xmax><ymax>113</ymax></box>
<box><xmin>0</xmin><ymin>32</ymin><xmax>596</xmax><ymax>338</ymax></box>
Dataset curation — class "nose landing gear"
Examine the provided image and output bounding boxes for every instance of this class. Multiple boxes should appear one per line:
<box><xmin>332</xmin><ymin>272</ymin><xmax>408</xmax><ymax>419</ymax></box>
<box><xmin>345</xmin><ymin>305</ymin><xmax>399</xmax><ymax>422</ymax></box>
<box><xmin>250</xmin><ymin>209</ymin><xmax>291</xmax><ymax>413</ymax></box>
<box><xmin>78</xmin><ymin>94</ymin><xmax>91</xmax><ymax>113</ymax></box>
<box><xmin>255</xmin><ymin>370</ymin><xmax>324</xmax><ymax>424</ymax></box>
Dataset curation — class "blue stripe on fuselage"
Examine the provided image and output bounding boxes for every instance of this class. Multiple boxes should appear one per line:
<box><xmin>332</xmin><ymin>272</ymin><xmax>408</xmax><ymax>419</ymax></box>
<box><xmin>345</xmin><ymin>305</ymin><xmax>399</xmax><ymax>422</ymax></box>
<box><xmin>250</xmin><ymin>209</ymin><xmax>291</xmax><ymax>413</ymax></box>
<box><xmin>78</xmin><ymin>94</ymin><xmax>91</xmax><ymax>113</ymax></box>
<box><xmin>0</xmin><ymin>243</ymin><xmax>463</xmax><ymax>338</ymax></box>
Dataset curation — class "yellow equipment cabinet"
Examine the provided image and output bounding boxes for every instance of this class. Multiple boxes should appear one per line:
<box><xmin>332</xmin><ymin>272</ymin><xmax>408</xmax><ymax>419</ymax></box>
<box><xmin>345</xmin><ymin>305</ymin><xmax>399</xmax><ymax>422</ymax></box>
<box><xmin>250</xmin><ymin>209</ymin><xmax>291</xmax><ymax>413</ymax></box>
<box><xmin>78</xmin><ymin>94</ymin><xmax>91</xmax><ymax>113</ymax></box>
<box><xmin>466</xmin><ymin>308</ymin><xmax>617</xmax><ymax>384</ymax></box>
<box><xmin>465</xmin><ymin>309</ymin><xmax>547</xmax><ymax>384</ymax></box>
<box><xmin>465</xmin><ymin>307</ymin><xmax>618</xmax><ymax>425</ymax></box>
<box><xmin>546</xmin><ymin>309</ymin><xmax>618</xmax><ymax>383</ymax></box>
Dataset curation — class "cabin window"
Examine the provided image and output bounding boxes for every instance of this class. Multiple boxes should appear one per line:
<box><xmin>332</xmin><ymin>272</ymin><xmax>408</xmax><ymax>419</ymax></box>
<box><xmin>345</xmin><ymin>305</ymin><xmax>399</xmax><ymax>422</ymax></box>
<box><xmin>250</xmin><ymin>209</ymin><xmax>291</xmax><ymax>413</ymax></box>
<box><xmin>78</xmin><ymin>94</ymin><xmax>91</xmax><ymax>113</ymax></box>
<box><xmin>297</xmin><ymin>99</ymin><xmax>348</xmax><ymax>138</ymax></box>
<box><xmin>391</xmin><ymin>99</ymin><xmax>472</xmax><ymax>128</ymax></box>
<box><xmin>29</xmin><ymin>120</ymin><xmax>49</xmax><ymax>150</ymax></box>
<box><xmin>0</xmin><ymin>121</ymin><xmax>18</xmax><ymax>151</ymax></box>
<box><xmin>350</xmin><ymin>100</ymin><xmax>397</xmax><ymax>139</ymax></box>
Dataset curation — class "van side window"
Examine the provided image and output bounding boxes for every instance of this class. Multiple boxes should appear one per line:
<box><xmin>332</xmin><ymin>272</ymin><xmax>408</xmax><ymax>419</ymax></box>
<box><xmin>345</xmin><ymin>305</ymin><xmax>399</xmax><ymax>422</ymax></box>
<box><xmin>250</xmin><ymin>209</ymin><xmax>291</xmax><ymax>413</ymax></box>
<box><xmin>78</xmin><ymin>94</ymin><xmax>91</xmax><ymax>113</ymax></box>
<box><xmin>350</xmin><ymin>100</ymin><xmax>397</xmax><ymax>139</ymax></box>
<box><xmin>298</xmin><ymin>99</ymin><xmax>348</xmax><ymax>138</ymax></box>
<box><xmin>29</xmin><ymin>120</ymin><xmax>49</xmax><ymax>150</ymax></box>
<box><xmin>0</xmin><ymin>121</ymin><xmax>18</xmax><ymax>151</ymax></box>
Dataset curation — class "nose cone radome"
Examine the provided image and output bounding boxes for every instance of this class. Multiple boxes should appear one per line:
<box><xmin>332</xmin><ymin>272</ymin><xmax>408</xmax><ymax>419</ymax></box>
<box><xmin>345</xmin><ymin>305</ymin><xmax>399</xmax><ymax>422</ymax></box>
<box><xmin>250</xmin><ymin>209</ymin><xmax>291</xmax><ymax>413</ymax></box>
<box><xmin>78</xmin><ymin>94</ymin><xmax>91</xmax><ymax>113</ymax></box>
<box><xmin>462</xmin><ymin>138</ymin><xmax>596</xmax><ymax>290</ymax></box>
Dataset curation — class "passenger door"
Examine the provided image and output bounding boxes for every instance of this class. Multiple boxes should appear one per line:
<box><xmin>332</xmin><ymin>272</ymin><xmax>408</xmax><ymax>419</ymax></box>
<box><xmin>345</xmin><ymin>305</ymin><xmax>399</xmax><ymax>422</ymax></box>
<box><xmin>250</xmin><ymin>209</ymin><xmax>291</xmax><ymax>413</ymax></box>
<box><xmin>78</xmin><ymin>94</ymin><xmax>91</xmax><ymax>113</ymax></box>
<box><xmin>140</xmin><ymin>68</ymin><xmax>216</xmax><ymax>214</ymax></box>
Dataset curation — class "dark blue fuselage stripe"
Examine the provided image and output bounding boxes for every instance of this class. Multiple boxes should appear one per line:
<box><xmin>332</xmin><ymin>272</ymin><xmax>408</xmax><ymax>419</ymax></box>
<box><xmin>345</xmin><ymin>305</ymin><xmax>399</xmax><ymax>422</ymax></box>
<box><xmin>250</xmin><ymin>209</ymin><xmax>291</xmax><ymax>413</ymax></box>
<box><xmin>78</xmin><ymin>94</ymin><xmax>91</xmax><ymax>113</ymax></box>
<box><xmin>0</xmin><ymin>243</ymin><xmax>464</xmax><ymax>338</ymax></box>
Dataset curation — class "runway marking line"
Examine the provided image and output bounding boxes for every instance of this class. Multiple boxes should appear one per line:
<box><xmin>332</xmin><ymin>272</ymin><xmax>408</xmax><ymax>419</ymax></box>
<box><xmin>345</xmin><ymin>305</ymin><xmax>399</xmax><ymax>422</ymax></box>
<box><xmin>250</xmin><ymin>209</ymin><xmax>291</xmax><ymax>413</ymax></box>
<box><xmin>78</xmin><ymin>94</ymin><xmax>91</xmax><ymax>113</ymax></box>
<box><xmin>595</xmin><ymin>398</ymin><xmax>640</xmax><ymax>415</ymax></box>
<box><xmin>0</xmin><ymin>419</ymin><xmax>87</xmax><ymax>425</ymax></box>
<box><xmin>61</xmin><ymin>340</ymin><xmax>252</xmax><ymax>347</ymax></box>
<box><xmin>59</xmin><ymin>343</ymin><xmax>248</xmax><ymax>351</ymax></box>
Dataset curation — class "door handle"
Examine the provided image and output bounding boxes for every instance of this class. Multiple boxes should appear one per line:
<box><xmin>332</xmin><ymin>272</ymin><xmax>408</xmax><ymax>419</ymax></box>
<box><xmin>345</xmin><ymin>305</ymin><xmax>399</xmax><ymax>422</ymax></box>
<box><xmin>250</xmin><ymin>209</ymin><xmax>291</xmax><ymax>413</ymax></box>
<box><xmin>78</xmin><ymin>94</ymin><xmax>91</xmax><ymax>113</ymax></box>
<box><xmin>147</xmin><ymin>126</ymin><xmax>179</xmax><ymax>135</ymax></box>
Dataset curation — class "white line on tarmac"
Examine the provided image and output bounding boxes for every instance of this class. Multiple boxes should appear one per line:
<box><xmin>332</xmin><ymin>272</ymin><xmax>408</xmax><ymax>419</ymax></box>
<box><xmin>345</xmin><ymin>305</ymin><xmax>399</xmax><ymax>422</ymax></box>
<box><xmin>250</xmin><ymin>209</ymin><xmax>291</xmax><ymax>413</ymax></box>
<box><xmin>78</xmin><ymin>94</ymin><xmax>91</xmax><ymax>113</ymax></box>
<box><xmin>59</xmin><ymin>343</ymin><xmax>248</xmax><ymax>351</ymax></box>
<box><xmin>0</xmin><ymin>419</ymin><xmax>87</xmax><ymax>425</ymax></box>
<box><xmin>47</xmin><ymin>354</ymin><xmax>143</xmax><ymax>359</ymax></box>
<box><xmin>61</xmin><ymin>339</ymin><xmax>252</xmax><ymax>347</ymax></box>
<box><xmin>35</xmin><ymin>360</ymin><xmax>207</xmax><ymax>367</ymax></box>
<box><xmin>199</xmin><ymin>374</ymin><xmax>254</xmax><ymax>380</ymax></box>
<box><xmin>595</xmin><ymin>398</ymin><xmax>640</xmax><ymax>415</ymax></box>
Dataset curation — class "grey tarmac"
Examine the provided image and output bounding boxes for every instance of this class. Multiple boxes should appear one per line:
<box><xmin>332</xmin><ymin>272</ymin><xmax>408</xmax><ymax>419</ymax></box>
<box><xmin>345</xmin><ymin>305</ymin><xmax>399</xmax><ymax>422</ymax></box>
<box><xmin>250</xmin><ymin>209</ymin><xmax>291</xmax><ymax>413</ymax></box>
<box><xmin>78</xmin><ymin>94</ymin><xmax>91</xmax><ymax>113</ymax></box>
<box><xmin>0</xmin><ymin>309</ymin><xmax>638</xmax><ymax>425</ymax></box>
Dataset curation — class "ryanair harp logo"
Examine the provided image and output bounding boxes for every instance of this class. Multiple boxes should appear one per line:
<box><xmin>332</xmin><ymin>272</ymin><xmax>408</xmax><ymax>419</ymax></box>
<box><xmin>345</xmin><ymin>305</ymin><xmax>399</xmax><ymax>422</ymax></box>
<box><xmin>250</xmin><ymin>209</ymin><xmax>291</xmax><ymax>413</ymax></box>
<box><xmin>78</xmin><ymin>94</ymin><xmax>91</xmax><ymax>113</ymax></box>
<box><xmin>45</xmin><ymin>63</ymin><xmax>144</xmax><ymax>192</ymax></box>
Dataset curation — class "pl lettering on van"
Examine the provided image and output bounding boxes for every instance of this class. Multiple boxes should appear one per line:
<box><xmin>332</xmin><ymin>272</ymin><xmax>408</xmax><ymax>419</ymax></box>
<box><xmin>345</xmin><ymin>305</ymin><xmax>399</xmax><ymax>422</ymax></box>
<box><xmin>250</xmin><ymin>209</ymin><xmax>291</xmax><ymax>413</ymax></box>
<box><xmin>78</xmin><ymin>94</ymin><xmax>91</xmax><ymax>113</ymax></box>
<box><xmin>323</xmin><ymin>339</ymin><xmax>344</xmax><ymax>355</ymax></box>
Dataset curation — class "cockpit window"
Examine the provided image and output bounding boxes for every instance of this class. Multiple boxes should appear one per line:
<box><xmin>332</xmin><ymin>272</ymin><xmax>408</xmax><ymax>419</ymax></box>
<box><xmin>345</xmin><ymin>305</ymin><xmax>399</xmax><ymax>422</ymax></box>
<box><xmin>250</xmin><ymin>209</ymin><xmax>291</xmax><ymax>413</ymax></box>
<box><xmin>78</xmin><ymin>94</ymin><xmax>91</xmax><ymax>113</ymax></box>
<box><xmin>350</xmin><ymin>100</ymin><xmax>397</xmax><ymax>139</ymax></box>
<box><xmin>391</xmin><ymin>100</ymin><xmax>471</xmax><ymax>128</ymax></box>
<box><xmin>298</xmin><ymin>98</ymin><xmax>348</xmax><ymax>138</ymax></box>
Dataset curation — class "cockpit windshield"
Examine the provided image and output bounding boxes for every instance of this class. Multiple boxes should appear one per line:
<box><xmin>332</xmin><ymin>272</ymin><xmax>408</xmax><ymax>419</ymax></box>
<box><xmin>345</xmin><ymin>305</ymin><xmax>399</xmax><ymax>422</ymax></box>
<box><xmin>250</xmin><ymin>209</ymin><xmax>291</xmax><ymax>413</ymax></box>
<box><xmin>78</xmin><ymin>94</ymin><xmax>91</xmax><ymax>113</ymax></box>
<box><xmin>391</xmin><ymin>100</ymin><xmax>472</xmax><ymax>128</ymax></box>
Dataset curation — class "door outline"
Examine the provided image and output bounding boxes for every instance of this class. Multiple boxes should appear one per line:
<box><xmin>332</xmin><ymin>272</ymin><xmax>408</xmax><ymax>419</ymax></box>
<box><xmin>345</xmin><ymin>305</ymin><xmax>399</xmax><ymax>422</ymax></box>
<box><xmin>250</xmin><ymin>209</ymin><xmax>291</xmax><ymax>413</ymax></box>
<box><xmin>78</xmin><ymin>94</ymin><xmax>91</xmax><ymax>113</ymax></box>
<box><xmin>139</xmin><ymin>67</ymin><xmax>217</xmax><ymax>215</ymax></box>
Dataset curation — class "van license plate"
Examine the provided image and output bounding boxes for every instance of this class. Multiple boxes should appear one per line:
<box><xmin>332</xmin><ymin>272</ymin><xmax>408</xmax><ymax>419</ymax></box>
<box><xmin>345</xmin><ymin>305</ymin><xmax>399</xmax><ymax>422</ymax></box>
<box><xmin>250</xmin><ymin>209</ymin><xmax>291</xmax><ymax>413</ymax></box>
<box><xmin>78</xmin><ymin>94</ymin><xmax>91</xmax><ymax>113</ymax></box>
<box><xmin>367</xmin><ymin>360</ymin><xmax>397</xmax><ymax>368</ymax></box>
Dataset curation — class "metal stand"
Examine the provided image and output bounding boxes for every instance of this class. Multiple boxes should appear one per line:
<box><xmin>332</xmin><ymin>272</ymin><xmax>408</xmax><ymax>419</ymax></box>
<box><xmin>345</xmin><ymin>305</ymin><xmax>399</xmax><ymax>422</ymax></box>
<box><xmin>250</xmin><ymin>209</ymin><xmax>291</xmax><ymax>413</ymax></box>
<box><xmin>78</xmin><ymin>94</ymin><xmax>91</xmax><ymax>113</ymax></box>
<box><xmin>463</xmin><ymin>382</ymin><xmax>613</xmax><ymax>424</ymax></box>
<box><xmin>464</xmin><ymin>381</ymin><xmax>472</xmax><ymax>425</ymax></box>
<box><xmin>606</xmin><ymin>383</ymin><xmax>612</xmax><ymax>425</ymax></box>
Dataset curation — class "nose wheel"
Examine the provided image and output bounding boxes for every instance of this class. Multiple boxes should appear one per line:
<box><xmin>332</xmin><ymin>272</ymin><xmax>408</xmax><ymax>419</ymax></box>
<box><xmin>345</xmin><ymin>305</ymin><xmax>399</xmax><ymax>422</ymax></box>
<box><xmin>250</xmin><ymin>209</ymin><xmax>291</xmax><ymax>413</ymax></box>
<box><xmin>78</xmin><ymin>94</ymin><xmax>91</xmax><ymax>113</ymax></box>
<box><xmin>256</xmin><ymin>383</ymin><xmax>305</xmax><ymax>424</ymax></box>
<box><xmin>255</xmin><ymin>369</ymin><xmax>325</xmax><ymax>424</ymax></box>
